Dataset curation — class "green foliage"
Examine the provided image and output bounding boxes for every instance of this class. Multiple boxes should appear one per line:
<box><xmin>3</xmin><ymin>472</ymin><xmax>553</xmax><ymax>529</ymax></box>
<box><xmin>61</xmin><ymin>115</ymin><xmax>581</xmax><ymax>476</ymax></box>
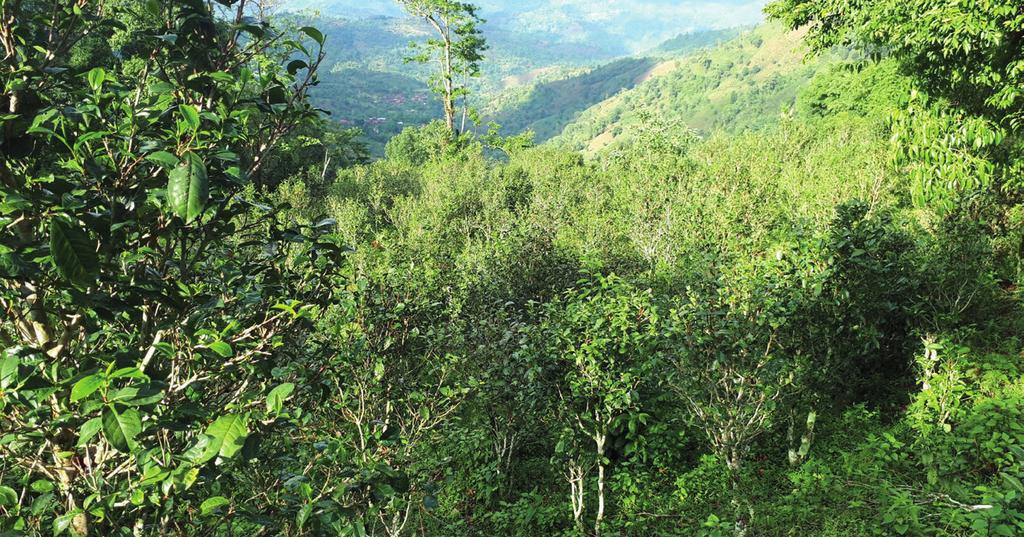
<box><xmin>485</xmin><ymin>58</ymin><xmax>656</xmax><ymax>142</ymax></box>
<box><xmin>766</xmin><ymin>0</ymin><xmax>1023</xmax><ymax>125</ymax></box>
<box><xmin>300</xmin><ymin>12</ymin><xmax>624</xmax><ymax>155</ymax></box>
<box><xmin>4</xmin><ymin>1</ymin><xmax>1024</xmax><ymax>535</ymax></box>
<box><xmin>794</xmin><ymin>60</ymin><xmax>909</xmax><ymax>121</ymax></box>
<box><xmin>483</xmin><ymin>26</ymin><xmax>755</xmax><ymax>144</ymax></box>
<box><xmin>654</xmin><ymin>28</ymin><xmax>745</xmax><ymax>56</ymax></box>
<box><xmin>768</xmin><ymin>0</ymin><xmax>1024</xmax><ymax>214</ymax></box>
<box><xmin>0</xmin><ymin>0</ymin><xmax>351</xmax><ymax>533</ymax></box>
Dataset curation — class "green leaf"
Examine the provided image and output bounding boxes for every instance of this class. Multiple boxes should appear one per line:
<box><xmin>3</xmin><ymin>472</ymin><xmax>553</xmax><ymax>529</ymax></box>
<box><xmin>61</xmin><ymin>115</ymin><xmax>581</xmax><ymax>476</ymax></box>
<box><xmin>86</xmin><ymin>68</ymin><xmax>105</xmax><ymax>91</ymax></box>
<box><xmin>108</xmin><ymin>383</ymin><xmax>164</xmax><ymax>406</ymax></box>
<box><xmin>197</xmin><ymin>413</ymin><xmax>249</xmax><ymax>464</ymax></box>
<box><xmin>1004</xmin><ymin>473</ymin><xmax>1024</xmax><ymax>493</ymax></box>
<box><xmin>200</xmin><ymin>496</ymin><xmax>229</xmax><ymax>516</ymax></box>
<box><xmin>102</xmin><ymin>406</ymin><xmax>141</xmax><ymax>453</ymax></box>
<box><xmin>109</xmin><ymin>367</ymin><xmax>145</xmax><ymax>380</ymax></box>
<box><xmin>423</xmin><ymin>495</ymin><xmax>439</xmax><ymax>510</ymax></box>
<box><xmin>77</xmin><ymin>417</ymin><xmax>103</xmax><ymax>447</ymax></box>
<box><xmin>179</xmin><ymin>104</ymin><xmax>200</xmax><ymax>131</ymax></box>
<box><xmin>167</xmin><ymin>152</ymin><xmax>209</xmax><ymax>222</ymax></box>
<box><xmin>50</xmin><ymin>218</ymin><xmax>99</xmax><ymax>288</ymax></box>
<box><xmin>182</xmin><ymin>435</ymin><xmax>212</xmax><ymax>463</ymax></box>
<box><xmin>146</xmin><ymin>151</ymin><xmax>180</xmax><ymax>168</ymax></box>
<box><xmin>287</xmin><ymin>60</ymin><xmax>308</xmax><ymax>76</ymax></box>
<box><xmin>266</xmin><ymin>383</ymin><xmax>295</xmax><ymax>414</ymax></box>
<box><xmin>30</xmin><ymin>480</ymin><xmax>53</xmax><ymax>493</ymax></box>
<box><xmin>0</xmin><ymin>485</ymin><xmax>16</xmax><ymax>506</ymax></box>
<box><xmin>53</xmin><ymin>511</ymin><xmax>75</xmax><ymax>535</ymax></box>
<box><xmin>296</xmin><ymin>503</ymin><xmax>312</xmax><ymax>529</ymax></box>
<box><xmin>207</xmin><ymin>340</ymin><xmax>233</xmax><ymax>358</ymax></box>
<box><xmin>70</xmin><ymin>374</ymin><xmax>103</xmax><ymax>402</ymax></box>
<box><xmin>299</xmin><ymin>26</ymin><xmax>325</xmax><ymax>46</ymax></box>
<box><xmin>0</xmin><ymin>354</ymin><xmax>17</xmax><ymax>389</ymax></box>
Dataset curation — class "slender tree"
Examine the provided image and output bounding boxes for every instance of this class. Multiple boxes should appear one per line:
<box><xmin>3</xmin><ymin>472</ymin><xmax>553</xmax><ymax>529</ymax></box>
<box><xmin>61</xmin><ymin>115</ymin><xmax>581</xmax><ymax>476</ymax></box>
<box><xmin>397</xmin><ymin>0</ymin><xmax>488</xmax><ymax>134</ymax></box>
<box><xmin>535</xmin><ymin>275</ymin><xmax>660</xmax><ymax>537</ymax></box>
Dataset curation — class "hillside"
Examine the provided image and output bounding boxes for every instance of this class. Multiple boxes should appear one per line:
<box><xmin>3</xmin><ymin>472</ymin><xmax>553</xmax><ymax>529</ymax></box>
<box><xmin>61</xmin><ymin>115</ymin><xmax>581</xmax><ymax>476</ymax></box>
<box><xmin>304</xmin><ymin>15</ymin><xmax>624</xmax><ymax>155</ymax></box>
<box><xmin>551</xmin><ymin>24</ymin><xmax>843</xmax><ymax>153</ymax></box>
<box><xmin>299</xmin><ymin>11</ymin><xmax>763</xmax><ymax>155</ymax></box>
<box><xmin>483</xmin><ymin>28</ymin><xmax>742</xmax><ymax>142</ymax></box>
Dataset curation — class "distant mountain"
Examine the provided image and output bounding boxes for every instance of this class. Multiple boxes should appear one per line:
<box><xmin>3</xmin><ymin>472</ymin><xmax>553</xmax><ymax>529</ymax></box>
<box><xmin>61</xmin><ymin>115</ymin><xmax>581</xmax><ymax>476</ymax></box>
<box><xmin>283</xmin><ymin>0</ymin><xmax>767</xmax><ymax>52</ymax></box>
<box><xmin>285</xmin><ymin>2</ymin><xmax>771</xmax><ymax>155</ymax></box>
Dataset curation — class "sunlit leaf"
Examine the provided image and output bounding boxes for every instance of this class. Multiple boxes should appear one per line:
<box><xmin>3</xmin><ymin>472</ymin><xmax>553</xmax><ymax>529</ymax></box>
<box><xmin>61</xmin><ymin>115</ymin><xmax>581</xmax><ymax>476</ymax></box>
<box><xmin>200</xmin><ymin>496</ymin><xmax>229</xmax><ymax>516</ymax></box>
<box><xmin>70</xmin><ymin>374</ymin><xmax>103</xmax><ymax>402</ymax></box>
<box><xmin>167</xmin><ymin>152</ymin><xmax>209</xmax><ymax>222</ymax></box>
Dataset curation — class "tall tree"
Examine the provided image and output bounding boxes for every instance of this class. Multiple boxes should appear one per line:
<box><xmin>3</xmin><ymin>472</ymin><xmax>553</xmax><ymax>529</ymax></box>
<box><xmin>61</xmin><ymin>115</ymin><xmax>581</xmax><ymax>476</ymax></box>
<box><xmin>397</xmin><ymin>0</ymin><xmax>488</xmax><ymax>134</ymax></box>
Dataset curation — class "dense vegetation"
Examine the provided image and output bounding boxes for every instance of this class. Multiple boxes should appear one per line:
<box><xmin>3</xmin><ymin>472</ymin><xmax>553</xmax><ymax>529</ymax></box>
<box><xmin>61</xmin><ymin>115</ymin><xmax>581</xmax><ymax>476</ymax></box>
<box><xmin>2</xmin><ymin>1</ymin><xmax>1024</xmax><ymax>536</ymax></box>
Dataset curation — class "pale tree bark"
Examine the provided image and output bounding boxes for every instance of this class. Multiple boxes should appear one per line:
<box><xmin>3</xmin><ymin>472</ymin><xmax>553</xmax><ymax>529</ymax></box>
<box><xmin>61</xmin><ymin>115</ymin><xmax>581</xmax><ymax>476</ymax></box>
<box><xmin>566</xmin><ymin>461</ymin><xmax>587</xmax><ymax>534</ymax></box>
<box><xmin>593</xmin><ymin>430</ymin><xmax>606</xmax><ymax>537</ymax></box>
<box><xmin>424</xmin><ymin>14</ymin><xmax>456</xmax><ymax>132</ymax></box>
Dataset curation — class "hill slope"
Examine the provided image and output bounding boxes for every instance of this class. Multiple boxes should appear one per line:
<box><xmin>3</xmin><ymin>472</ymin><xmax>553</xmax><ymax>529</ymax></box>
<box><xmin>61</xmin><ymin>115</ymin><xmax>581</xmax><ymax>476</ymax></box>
<box><xmin>483</xmin><ymin>28</ymin><xmax>742</xmax><ymax>143</ymax></box>
<box><xmin>550</xmin><ymin>24</ymin><xmax>846</xmax><ymax>153</ymax></box>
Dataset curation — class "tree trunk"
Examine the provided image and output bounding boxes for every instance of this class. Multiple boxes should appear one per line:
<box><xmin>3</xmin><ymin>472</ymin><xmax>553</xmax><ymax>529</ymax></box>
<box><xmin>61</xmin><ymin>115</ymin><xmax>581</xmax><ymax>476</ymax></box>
<box><xmin>567</xmin><ymin>461</ymin><xmax>586</xmax><ymax>535</ymax></box>
<box><xmin>442</xmin><ymin>25</ymin><xmax>455</xmax><ymax>132</ymax></box>
<box><xmin>727</xmin><ymin>448</ymin><xmax>747</xmax><ymax>537</ymax></box>
<box><xmin>594</xmin><ymin>431</ymin><xmax>607</xmax><ymax>537</ymax></box>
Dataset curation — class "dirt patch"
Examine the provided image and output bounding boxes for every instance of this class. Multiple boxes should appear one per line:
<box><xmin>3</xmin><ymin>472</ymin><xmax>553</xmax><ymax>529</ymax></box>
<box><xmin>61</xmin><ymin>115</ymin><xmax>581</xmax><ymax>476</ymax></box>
<box><xmin>634</xmin><ymin>60</ymin><xmax>678</xmax><ymax>84</ymax></box>
<box><xmin>587</xmin><ymin>129</ymin><xmax>616</xmax><ymax>152</ymax></box>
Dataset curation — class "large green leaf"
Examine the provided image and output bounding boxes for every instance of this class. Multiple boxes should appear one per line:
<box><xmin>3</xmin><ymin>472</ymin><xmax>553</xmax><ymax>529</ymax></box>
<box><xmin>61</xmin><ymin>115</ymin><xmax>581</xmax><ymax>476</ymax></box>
<box><xmin>0</xmin><ymin>353</ymin><xmax>17</xmax><ymax>389</ymax></box>
<box><xmin>146</xmin><ymin>151</ymin><xmax>180</xmax><ymax>168</ymax></box>
<box><xmin>196</xmin><ymin>413</ymin><xmax>249</xmax><ymax>464</ymax></box>
<box><xmin>207</xmin><ymin>340</ymin><xmax>233</xmax><ymax>358</ymax></box>
<box><xmin>102</xmin><ymin>406</ymin><xmax>141</xmax><ymax>453</ymax></box>
<box><xmin>167</xmin><ymin>152</ymin><xmax>209</xmax><ymax>222</ymax></box>
<box><xmin>179</xmin><ymin>104</ymin><xmax>200</xmax><ymax>131</ymax></box>
<box><xmin>299</xmin><ymin>26</ymin><xmax>325</xmax><ymax>46</ymax></box>
<box><xmin>49</xmin><ymin>218</ymin><xmax>98</xmax><ymax>288</ymax></box>
<box><xmin>86</xmin><ymin>67</ymin><xmax>105</xmax><ymax>92</ymax></box>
